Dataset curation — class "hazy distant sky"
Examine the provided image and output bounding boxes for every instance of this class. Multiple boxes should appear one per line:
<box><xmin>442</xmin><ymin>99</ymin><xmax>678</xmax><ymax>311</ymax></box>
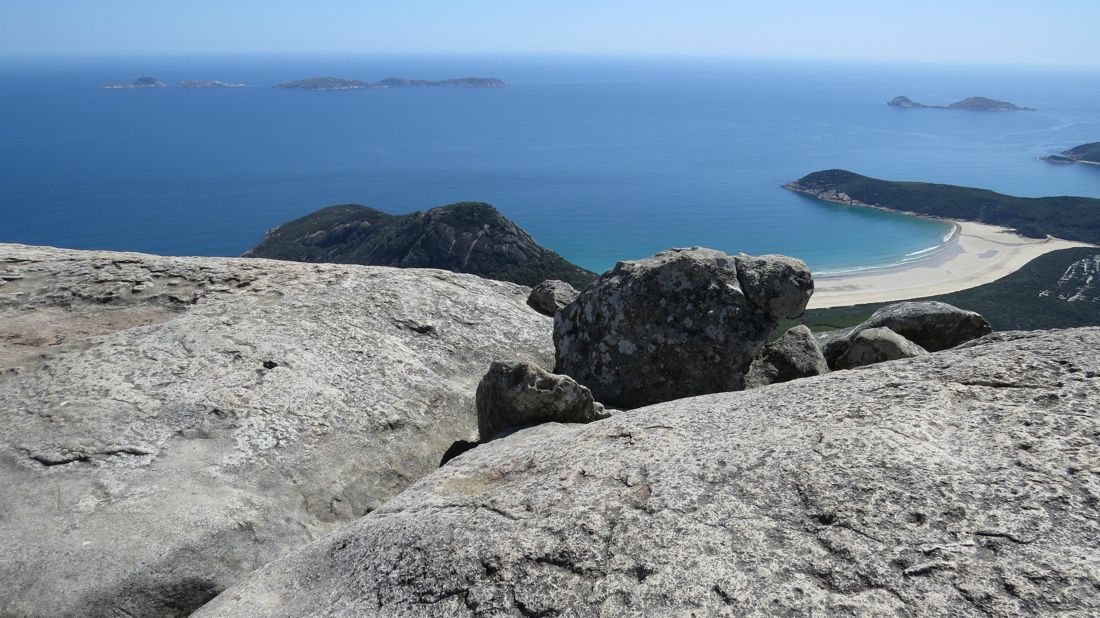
<box><xmin>2</xmin><ymin>0</ymin><xmax>1098</xmax><ymax>66</ymax></box>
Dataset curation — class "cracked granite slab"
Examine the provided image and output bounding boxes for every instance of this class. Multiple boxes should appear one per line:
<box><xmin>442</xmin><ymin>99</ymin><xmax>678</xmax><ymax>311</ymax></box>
<box><xmin>0</xmin><ymin>243</ymin><xmax>554</xmax><ymax>617</ymax></box>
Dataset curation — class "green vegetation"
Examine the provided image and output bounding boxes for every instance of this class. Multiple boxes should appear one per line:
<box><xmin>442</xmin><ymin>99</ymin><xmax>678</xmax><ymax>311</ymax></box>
<box><xmin>787</xmin><ymin>169</ymin><xmax>1100</xmax><ymax>243</ymax></box>
<box><xmin>246</xmin><ymin>202</ymin><xmax>597</xmax><ymax>289</ymax></box>
<box><xmin>778</xmin><ymin>248</ymin><xmax>1100</xmax><ymax>336</ymax></box>
<box><xmin>1063</xmin><ymin>142</ymin><xmax>1100</xmax><ymax>164</ymax></box>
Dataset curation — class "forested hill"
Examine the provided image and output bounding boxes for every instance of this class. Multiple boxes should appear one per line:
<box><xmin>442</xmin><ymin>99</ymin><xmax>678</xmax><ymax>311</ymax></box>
<box><xmin>785</xmin><ymin>169</ymin><xmax>1100</xmax><ymax>244</ymax></box>
<box><xmin>245</xmin><ymin>202</ymin><xmax>597</xmax><ymax>288</ymax></box>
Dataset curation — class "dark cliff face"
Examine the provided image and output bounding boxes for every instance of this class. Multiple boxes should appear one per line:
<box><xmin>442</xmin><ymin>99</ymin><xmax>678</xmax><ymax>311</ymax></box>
<box><xmin>245</xmin><ymin>202</ymin><xmax>597</xmax><ymax>288</ymax></box>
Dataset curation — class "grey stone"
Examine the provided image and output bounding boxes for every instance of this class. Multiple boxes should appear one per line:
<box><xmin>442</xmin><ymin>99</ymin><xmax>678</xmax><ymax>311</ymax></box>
<box><xmin>553</xmin><ymin>247</ymin><xmax>813</xmax><ymax>408</ymax></box>
<box><xmin>476</xmin><ymin>361</ymin><xmax>608</xmax><ymax>441</ymax></box>
<box><xmin>821</xmin><ymin>301</ymin><xmax>991</xmax><ymax>368</ymax></box>
<box><xmin>744</xmin><ymin>325</ymin><xmax>829</xmax><ymax>388</ymax></box>
<box><xmin>833</xmin><ymin>326</ymin><xmax>928</xmax><ymax>370</ymax></box>
<box><xmin>853</xmin><ymin>301</ymin><xmax>991</xmax><ymax>352</ymax></box>
<box><xmin>734</xmin><ymin>253</ymin><xmax>815</xmax><ymax>319</ymax></box>
<box><xmin>526</xmin><ymin>279</ymin><xmax>580</xmax><ymax>316</ymax></box>
<box><xmin>197</xmin><ymin>328</ymin><xmax>1100</xmax><ymax>617</ymax></box>
<box><xmin>0</xmin><ymin>243</ymin><xmax>554</xmax><ymax>617</ymax></box>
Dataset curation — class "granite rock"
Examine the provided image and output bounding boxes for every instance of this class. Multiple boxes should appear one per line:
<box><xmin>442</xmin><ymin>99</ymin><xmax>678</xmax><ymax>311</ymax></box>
<box><xmin>0</xmin><ymin>243</ymin><xmax>554</xmax><ymax>617</ymax></box>
<box><xmin>526</xmin><ymin>279</ymin><xmax>580</xmax><ymax>316</ymax></box>
<box><xmin>833</xmin><ymin>326</ymin><xmax>928</xmax><ymax>370</ymax></box>
<box><xmin>744</xmin><ymin>325</ymin><xmax>830</xmax><ymax>388</ymax></box>
<box><xmin>475</xmin><ymin>360</ymin><xmax>607</xmax><ymax>441</ymax></box>
<box><xmin>553</xmin><ymin>247</ymin><xmax>813</xmax><ymax>408</ymax></box>
<box><xmin>197</xmin><ymin>328</ymin><xmax>1100</xmax><ymax>617</ymax></box>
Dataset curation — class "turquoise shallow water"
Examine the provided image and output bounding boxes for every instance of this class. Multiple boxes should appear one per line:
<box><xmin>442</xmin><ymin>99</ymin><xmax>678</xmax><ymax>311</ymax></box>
<box><xmin>2</xmin><ymin>55</ymin><xmax>1099</xmax><ymax>273</ymax></box>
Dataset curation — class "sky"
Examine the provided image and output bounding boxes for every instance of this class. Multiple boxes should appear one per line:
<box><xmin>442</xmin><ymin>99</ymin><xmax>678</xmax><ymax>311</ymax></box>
<box><xmin>2</xmin><ymin>0</ymin><xmax>1098</xmax><ymax>66</ymax></box>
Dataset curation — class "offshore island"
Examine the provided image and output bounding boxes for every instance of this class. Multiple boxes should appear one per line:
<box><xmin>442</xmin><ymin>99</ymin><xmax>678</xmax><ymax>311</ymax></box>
<box><xmin>784</xmin><ymin>169</ymin><xmax>1096</xmax><ymax>307</ymax></box>
<box><xmin>887</xmin><ymin>95</ymin><xmax>1035</xmax><ymax>111</ymax></box>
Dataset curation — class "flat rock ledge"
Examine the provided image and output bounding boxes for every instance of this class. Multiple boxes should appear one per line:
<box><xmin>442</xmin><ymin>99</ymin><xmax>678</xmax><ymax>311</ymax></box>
<box><xmin>0</xmin><ymin>243</ymin><xmax>554</xmax><ymax>617</ymax></box>
<box><xmin>198</xmin><ymin>327</ymin><xmax>1100</xmax><ymax>617</ymax></box>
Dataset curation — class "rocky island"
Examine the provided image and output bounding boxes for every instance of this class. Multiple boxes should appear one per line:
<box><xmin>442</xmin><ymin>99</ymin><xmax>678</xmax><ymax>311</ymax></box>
<box><xmin>244</xmin><ymin>202</ymin><xmax>596</xmax><ymax>288</ymax></box>
<box><xmin>274</xmin><ymin>76</ymin><xmax>505</xmax><ymax>90</ymax></box>
<box><xmin>785</xmin><ymin>168</ymin><xmax>1100</xmax><ymax>244</ymax></box>
<box><xmin>1042</xmin><ymin>141</ymin><xmax>1100</xmax><ymax>165</ymax></box>
<box><xmin>887</xmin><ymin>95</ymin><xmax>1034</xmax><ymax>111</ymax></box>
<box><xmin>102</xmin><ymin>76</ymin><xmax>165</xmax><ymax>89</ymax></box>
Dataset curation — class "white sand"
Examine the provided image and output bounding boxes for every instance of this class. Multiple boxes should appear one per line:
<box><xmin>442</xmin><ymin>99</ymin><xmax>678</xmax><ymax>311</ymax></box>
<box><xmin>808</xmin><ymin>221</ymin><xmax>1094</xmax><ymax>309</ymax></box>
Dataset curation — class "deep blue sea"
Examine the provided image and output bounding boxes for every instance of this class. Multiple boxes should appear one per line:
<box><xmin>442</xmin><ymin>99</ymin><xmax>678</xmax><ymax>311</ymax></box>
<box><xmin>2</xmin><ymin>55</ymin><xmax>1100</xmax><ymax>273</ymax></box>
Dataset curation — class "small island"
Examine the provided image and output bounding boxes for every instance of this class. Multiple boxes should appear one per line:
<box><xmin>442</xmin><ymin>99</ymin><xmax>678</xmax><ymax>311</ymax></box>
<box><xmin>1041</xmin><ymin>141</ymin><xmax>1100</xmax><ymax>166</ymax></box>
<box><xmin>174</xmin><ymin>80</ymin><xmax>245</xmax><ymax>89</ymax></box>
<box><xmin>274</xmin><ymin>76</ymin><xmax>506</xmax><ymax>91</ymax></box>
<box><xmin>887</xmin><ymin>95</ymin><xmax>1034</xmax><ymax>111</ymax></box>
<box><xmin>102</xmin><ymin>76</ymin><xmax>165</xmax><ymax>89</ymax></box>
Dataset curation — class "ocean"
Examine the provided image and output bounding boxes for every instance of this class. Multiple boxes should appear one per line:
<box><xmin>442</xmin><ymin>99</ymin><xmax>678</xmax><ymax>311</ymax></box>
<box><xmin>2</xmin><ymin>55</ymin><xmax>1099</xmax><ymax>274</ymax></box>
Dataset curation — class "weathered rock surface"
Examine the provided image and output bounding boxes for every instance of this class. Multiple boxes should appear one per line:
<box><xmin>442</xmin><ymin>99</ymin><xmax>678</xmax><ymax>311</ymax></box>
<box><xmin>475</xmin><ymin>361</ymin><xmax>607</xmax><ymax>441</ymax></box>
<box><xmin>744</xmin><ymin>325</ymin><xmax>829</xmax><ymax>388</ymax></box>
<box><xmin>526</xmin><ymin>279</ymin><xmax>579</xmax><ymax>316</ymax></box>
<box><xmin>553</xmin><ymin>247</ymin><xmax>813</xmax><ymax>408</ymax></box>
<box><xmin>0</xmin><ymin>243</ymin><xmax>554</xmax><ymax>617</ymax></box>
<box><xmin>822</xmin><ymin>301</ymin><xmax>991</xmax><ymax>368</ymax></box>
<box><xmin>833</xmin><ymin>326</ymin><xmax>928</xmax><ymax>370</ymax></box>
<box><xmin>197</xmin><ymin>328</ymin><xmax>1100</xmax><ymax>617</ymax></box>
<box><xmin>1041</xmin><ymin>253</ymin><xmax>1100</xmax><ymax>302</ymax></box>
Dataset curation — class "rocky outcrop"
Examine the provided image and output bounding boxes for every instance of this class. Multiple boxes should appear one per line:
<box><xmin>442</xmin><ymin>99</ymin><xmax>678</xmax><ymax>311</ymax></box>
<box><xmin>822</xmin><ymin>301</ymin><xmax>991</xmax><ymax>369</ymax></box>
<box><xmin>553</xmin><ymin>248</ymin><xmax>812</xmax><ymax>409</ymax></box>
<box><xmin>244</xmin><ymin>203</ymin><xmax>596</xmax><ymax>288</ymax></box>
<box><xmin>833</xmin><ymin>326</ymin><xmax>928</xmax><ymax>370</ymax></box>
<box><xmin>0</xmin><ymin>243</ymin><xmax>554</xmax><ymax>617</ymax></box>
<box><xmin>475</xmin><ymin>361</ymin><xmax>608</xmax><ymax>442</ymax></box>
<box><xmin>744</xmin><ymin>325</ymin><xmax>829</xmax><ymax>388</ymax></box>
<box><xmin>196</xmin><ymin>328</ymin><xmax>1100</xmax><ymax>617</ymax></box>
<box><xmin>1041</xmin><ymin>253</ymin><xmax>1100</xmax><ymax>302</ymax></box>
<box><xmin>526</xmin><ymin>279</ymin><xmax>579</xmax><ymax>316</ymax></box>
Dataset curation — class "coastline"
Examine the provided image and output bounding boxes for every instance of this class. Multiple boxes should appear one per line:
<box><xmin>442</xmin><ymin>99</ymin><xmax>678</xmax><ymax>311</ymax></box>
<box><xmin>808</xmin><ymin>220</ymin><xmax>1093</xmax><ymax>309</ymax></box>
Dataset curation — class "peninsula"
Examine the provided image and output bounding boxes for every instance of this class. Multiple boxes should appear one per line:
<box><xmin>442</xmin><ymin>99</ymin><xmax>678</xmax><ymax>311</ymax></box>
<box><xmin>101</xmin><ymin>77</ymin><xmax>165</xmax><ymax>89</ymax></box>
<box><xmin>244</xmin><ymin>202</ymin><xmax>595</xmax><ymax>288</ymax></box>
<box><xmin>785</xmin><ymin>169</ymin><xmax>1097</xmax><ymax>306</ymax></box>
<box><xmin>275</xmin><ymin>76</ymin><xmax>506</xmax><ymax>91</ymax></box>
<box><xmin>887</xmin><ymin>95</ymin><xmax>1034</xmax><ymax>111</ymax></box>
<box><xmin>1042</xmin><ymin>141</ymin><xmax>1100</xmax><ymax>165</ymax></box>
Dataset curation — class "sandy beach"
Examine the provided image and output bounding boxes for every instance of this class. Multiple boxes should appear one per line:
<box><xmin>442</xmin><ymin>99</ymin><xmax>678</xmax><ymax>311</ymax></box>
<box><xmin>808</xmin><ymin>221</ymin><xmax>1094</xmax><ymax>309</ymax></box>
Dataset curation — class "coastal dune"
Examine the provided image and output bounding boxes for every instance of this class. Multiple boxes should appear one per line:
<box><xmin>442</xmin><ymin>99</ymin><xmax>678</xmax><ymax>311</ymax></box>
<box><xmin>810</xmin><ymin>221</ymin><xmax>1092</xmax><ymax>308</ymax></box>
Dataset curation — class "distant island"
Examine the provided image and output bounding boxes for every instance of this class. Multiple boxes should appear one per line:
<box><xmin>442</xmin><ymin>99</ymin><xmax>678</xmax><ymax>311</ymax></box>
<box><xmin>1041</xmin><ymin>141</ymin><xmax>1100</xmax><ymax>165</ymax></box>
<box><xmin>102</xmin><ymin>77</ymin><xmax>165</xmax><ymax>89</ymax></box>
<box><xmin>887</xmin><ymin>95</ymin><xmax>1035</xmax><ymax>111</ymax></box>
<box><xmin>274</xmin><ymin>76</ymin><xmax>506</xmax><ymax>91</ymax></box>
<box><xmin>784</xmin><ymin>169</ymin><xmax>1100</xmax><ymax>244</ymax></box>
<box><xmin>244</xmin><ymin>202</ymin><xmax>595</xmax><ymax>288</ymax></box>
<box><xmin>174</xmin><ymin>80</ymin><xmax>245</xmax><ymax>89</ymax></box>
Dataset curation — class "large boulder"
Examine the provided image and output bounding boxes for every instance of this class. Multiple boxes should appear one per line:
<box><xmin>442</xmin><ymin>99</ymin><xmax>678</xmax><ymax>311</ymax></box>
<box><xmin>833</xmin><ymin>326</ymin><xmax>928</xmax><ymax>370</ymax></box>
<box><xmin>526</xmin><ymin>279</ymin><xmax>579</xmax><ymax>317</ymax></box>
<box><xmin>822</xmin><ymin>301</ymin><xmax>991</xmax><ymax>368</ymax></box>
<box><xmin>196</xmin><ymin>328</ymin><xmax>1100</xmax><ymax>617</ymax></box>
<box><xmin>0</xmin><ymin>243</ymin><xmax>554</xmax><ymax>617</ymax></box>
<box><xmin>855</xmin><ymin>301</ymin><xmax>991</xmax><ymax>352</ymax></box>
<box><xmin>475</xmin><ymin>361</ymin><xmax>608</xmax><ymax>441</ymax></box>
<box><xmin>744</xmin><ymin>324</ymin><xmax>829</xmax><ymax>388</ymax></box>
<box><xmin>553</xmin><ymin>248</ymin><xmax>813</xmax><ymax>408</ymax></box>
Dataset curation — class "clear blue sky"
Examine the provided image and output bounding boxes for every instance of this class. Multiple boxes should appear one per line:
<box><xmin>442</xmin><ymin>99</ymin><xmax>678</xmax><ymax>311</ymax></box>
<box><xmin>2</xmin><ymin>0</ymin><xmax>1098</xmax><ymax>66</ymax></box>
